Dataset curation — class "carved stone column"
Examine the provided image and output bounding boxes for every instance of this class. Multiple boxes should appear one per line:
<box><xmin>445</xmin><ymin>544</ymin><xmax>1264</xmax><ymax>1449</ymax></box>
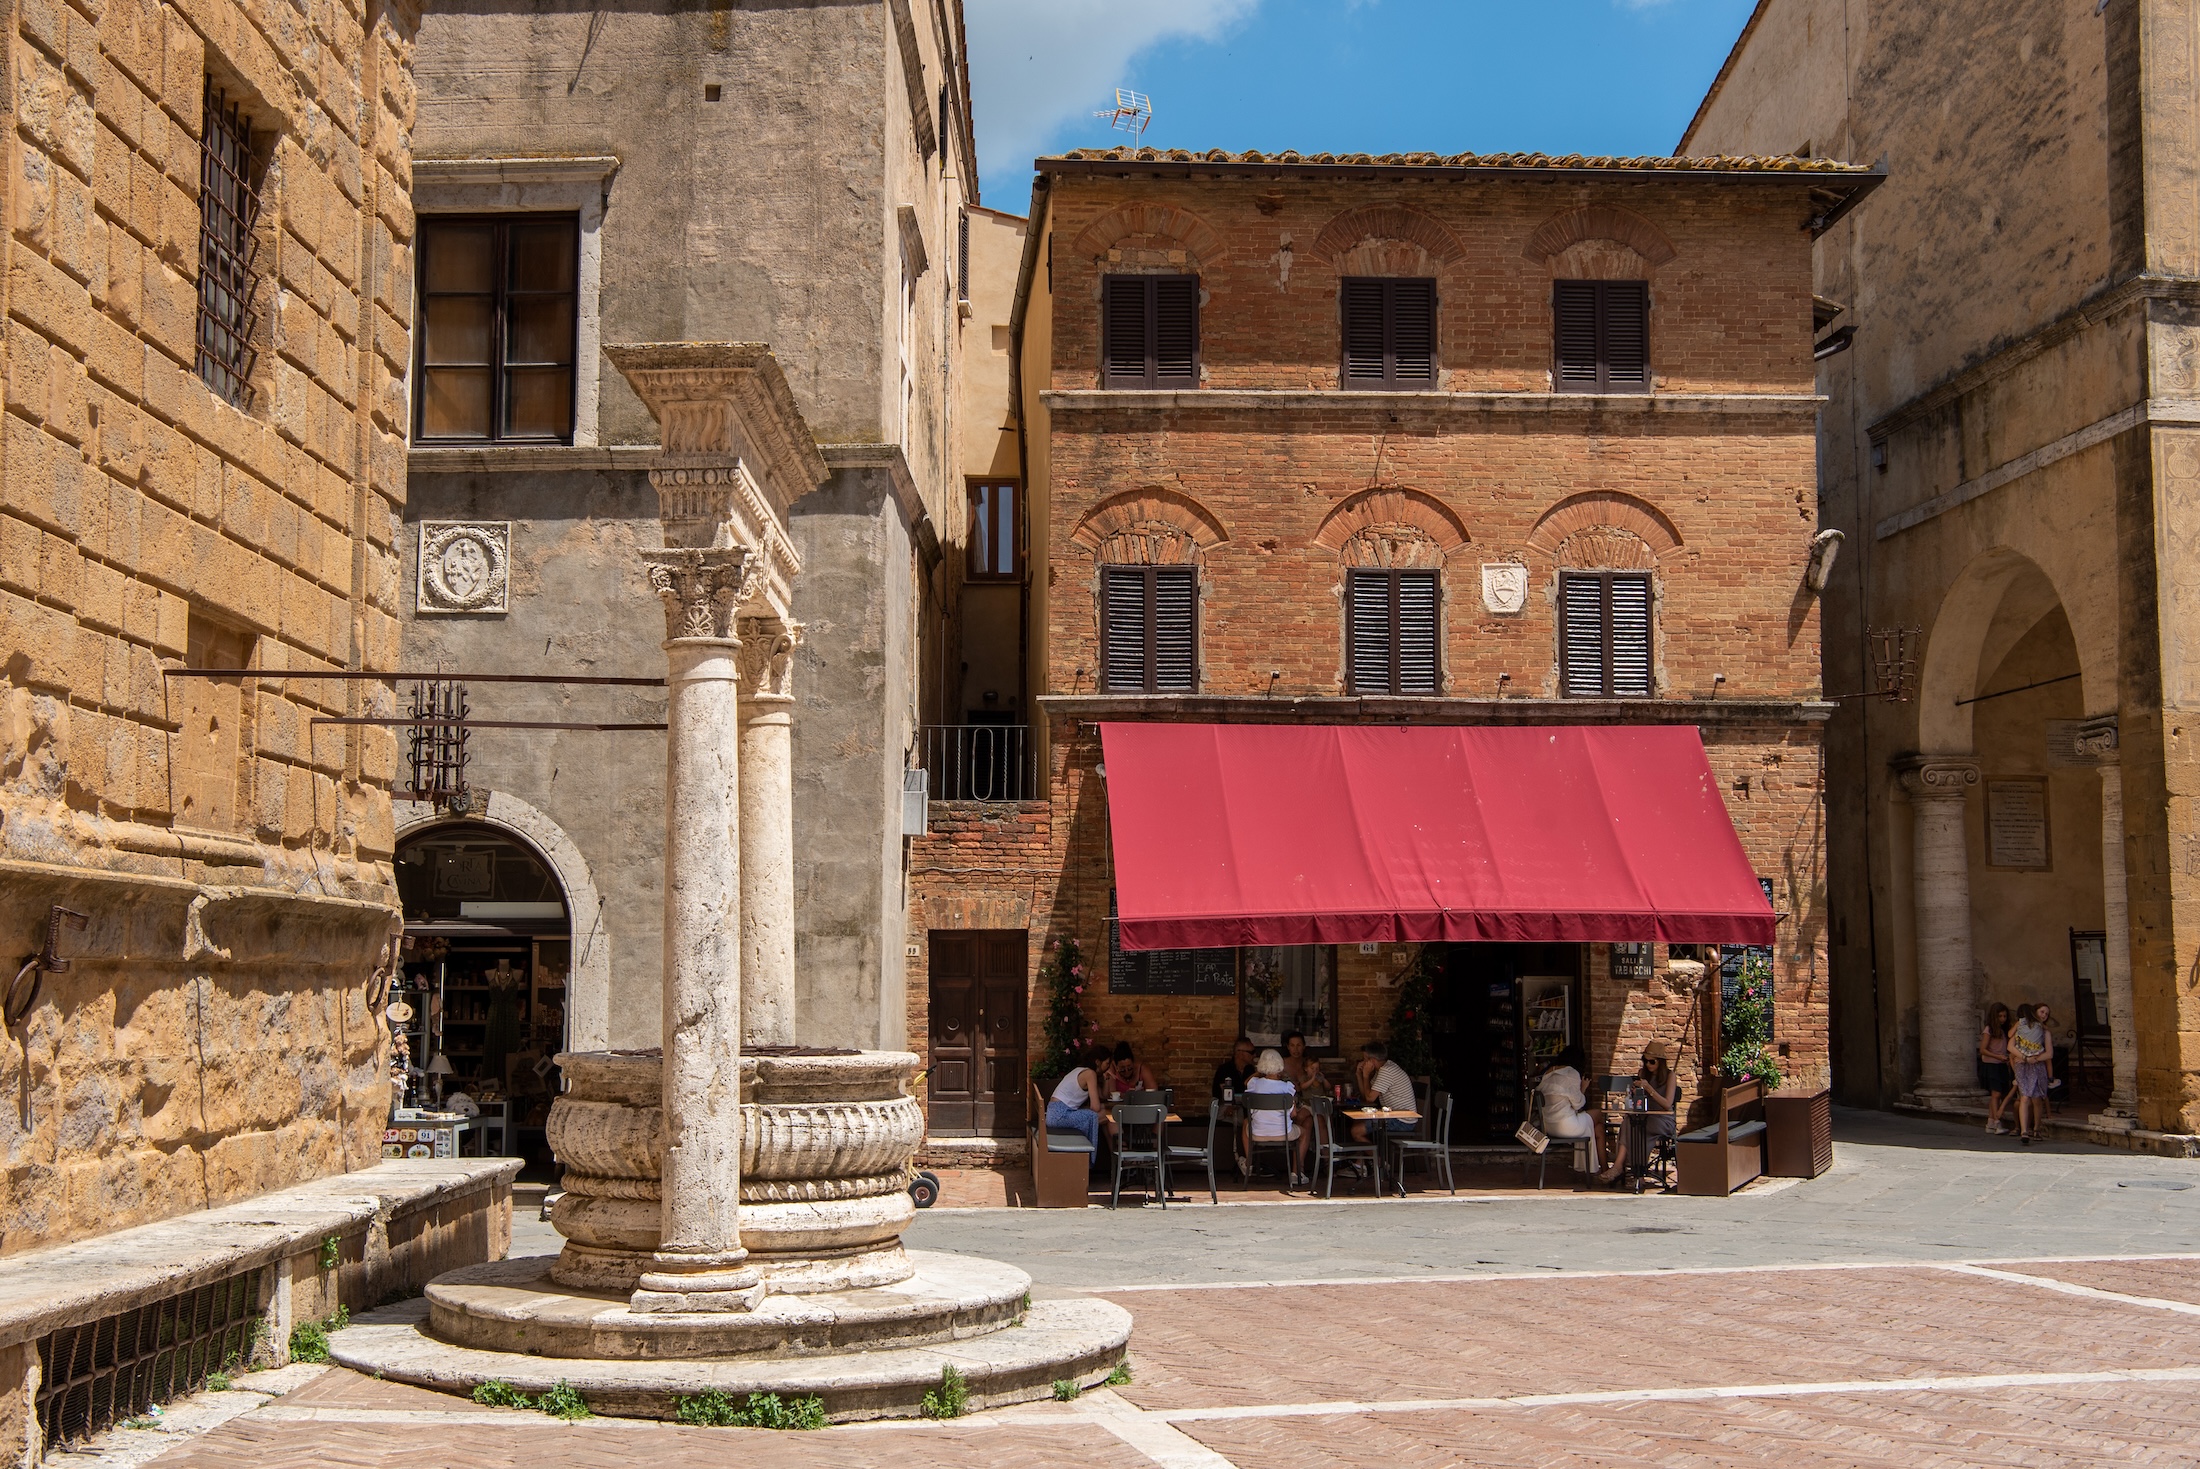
<box><xmin>737</xmin><ymin>614</ymin><xmax>800</xmax><ymax>1049</ymax></box>
<box><xmin>1897</xmin><ymin>756</ymin><xmax>1982</xmax><ymax>1106</ymax></box>
<box><xmin>632</xmin><ymin>547</ymin><xmax>764</xmax><ymax>1313</ymax></box>
<box><xmin>2076</xmin><ymin>718</ymin><xmax>2138</xmax><ymax>1124</ymax></box>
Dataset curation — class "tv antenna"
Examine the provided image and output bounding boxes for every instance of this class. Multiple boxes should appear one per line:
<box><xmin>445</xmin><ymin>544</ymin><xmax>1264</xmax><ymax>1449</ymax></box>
<box><xmin>1095</xmin><ymin>88</ymin><xmax>1152</xmax><ymax>141</ymax></box>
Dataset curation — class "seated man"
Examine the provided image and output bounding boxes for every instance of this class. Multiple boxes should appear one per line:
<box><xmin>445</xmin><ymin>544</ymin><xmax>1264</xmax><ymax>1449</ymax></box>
<box><xmin>1211</xmin><ymin>1035</ymin><xmax>1256</xmax><ymax>1103</ymax></box>
<box><xmin>1350</xmin><ymin>1041</ymin><xmax>1420</xmax><ymax>1145</ymax></box>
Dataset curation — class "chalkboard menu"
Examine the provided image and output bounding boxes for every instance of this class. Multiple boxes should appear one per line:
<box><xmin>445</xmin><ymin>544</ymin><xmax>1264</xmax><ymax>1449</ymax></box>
<box><xmin>1107</xmin><ymin>891</ymin><xmax>1239</xmax><ymax>996</ymax></box>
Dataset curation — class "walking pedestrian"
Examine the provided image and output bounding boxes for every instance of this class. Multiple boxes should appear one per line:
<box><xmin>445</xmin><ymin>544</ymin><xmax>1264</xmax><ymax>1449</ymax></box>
<box><xmin>1977</xmin><ymin>1002</ymin><xmax>2016</xmax><ymax>1135</ymax></box>
<box><xmin>2007</xmin><ymin>1003</ymin><xmax>2053</xmax><ymax>1144</ymax></box>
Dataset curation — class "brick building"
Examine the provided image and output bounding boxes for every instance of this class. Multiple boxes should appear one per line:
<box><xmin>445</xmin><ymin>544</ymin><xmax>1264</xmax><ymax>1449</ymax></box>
<box><xmin>914</xmin><ymin>147</ymin><xmax>1879</xmax><ymax>1149</ymax></box>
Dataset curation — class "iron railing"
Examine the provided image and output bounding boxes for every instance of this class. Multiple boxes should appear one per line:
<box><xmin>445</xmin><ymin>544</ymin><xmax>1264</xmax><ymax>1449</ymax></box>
<box><xmin>916</xmin><ymin>724</ymin><xmax>1036</xmax><ymax>802</ymax></box>
<box><xmin>38</xmin><ymin>1271</ymin><xmax>262</xmax><ymax>1449</ymax></box>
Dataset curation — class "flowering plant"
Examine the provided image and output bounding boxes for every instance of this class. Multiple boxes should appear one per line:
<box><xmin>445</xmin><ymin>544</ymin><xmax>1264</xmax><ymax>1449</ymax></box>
<box><xmin>1031</xmin><ymin>935</ymin><xmax>1096</xmax><ymax>1089</ymax></box>
<box><xmin>1384</xmin><ymin>949</ymin><xmax>1438</xmax><ymax>1078</ymax></box>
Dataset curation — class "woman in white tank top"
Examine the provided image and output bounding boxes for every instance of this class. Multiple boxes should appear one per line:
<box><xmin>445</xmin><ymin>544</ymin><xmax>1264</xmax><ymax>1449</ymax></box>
<box><xmin>1046</xmin><ymin>1060</ymin><xmax>1111</xmax><ymax>1161</ymax></box>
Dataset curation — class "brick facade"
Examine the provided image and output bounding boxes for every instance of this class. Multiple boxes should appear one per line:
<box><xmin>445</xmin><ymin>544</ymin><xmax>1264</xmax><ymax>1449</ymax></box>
<box><xmin>915</xmin><ymin>152</ymin><xmax>1861</xmax><ymax>1139</ymax></box>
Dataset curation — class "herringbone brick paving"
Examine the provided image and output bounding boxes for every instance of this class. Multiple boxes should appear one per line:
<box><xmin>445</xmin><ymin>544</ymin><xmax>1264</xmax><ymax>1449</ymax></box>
<box><xmin>2002</xmin><ymin>1255</ymin><xmax>2200</xmax><ymax>1306</ymax></box>
<box><xmin>1103</xmin><ymin>1266</ymin><xmax>2200</xmax><ymax>1410</ymax></box>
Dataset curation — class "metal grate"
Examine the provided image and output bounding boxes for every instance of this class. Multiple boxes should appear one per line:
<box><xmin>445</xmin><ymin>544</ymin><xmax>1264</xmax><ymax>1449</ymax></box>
<box><xmin>1870</xmin><ymin>624</ymin><xmax>1921</xmax><ymax>703</ymax></box>
<box><xmin>916</xmin><ymin>724</ymin><xmax>1035</xmax><ymax>802</ymax></box>
<box><xmin>196</xmin><ymin>79</ymin><xmax>263</xmax><ymax>407</ymax></box>
<box><xmin>405</xmin><ymin>680</ymin><xmax>472</xmax><ymax>810</ymax></box>
<box><xmin>37</xmin><ymin>1271</ymin><xmax>261</xmax><ymax>1450</ymax></box>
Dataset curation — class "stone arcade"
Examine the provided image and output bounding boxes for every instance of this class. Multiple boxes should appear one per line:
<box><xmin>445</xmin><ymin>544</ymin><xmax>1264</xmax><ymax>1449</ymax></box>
<box><xmin>336</xmin><ymin>346</ymin><xmax>1126</xmax><ymax>1416</ymax></box>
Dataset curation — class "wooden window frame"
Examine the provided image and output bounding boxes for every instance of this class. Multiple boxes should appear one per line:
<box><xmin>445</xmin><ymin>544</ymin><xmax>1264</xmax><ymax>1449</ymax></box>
<box><xmin>1558</xmin><ymin>570</ymin><xmax>1655</xmax><ymax>698</ymax></box>
<box><xmin>413</xmin><ymin>213</ymin><xmax>582</xmax><ymax>445</ymax></box>
<box><xmin>1339</xmin><ymin>276</ymin><xmax>1437</xmax><ymax>390</ymax></box>
<box><xmin>1552</xmin><ymin>279</ymin><xmax>1651</xmax><ymax>394</ymax></box>
<box><xmin>1345</xmin><ymin>568</ymin><xmax>1442</xmax><ymax>696</ymax></box>
<box><xmin>966</xmin><ymin>479</ymin><xmax>1021</xmax><ymax>582</ymax></box>
<box><xmin>1099</xmin><ymin>565</ymin><xmax>1199</xmax><ymax>694</ymax></box>
<box><xmin>1100</xmin><ymin>273</ymin><xmax>1200</xmax><ymax>389</ymax></box>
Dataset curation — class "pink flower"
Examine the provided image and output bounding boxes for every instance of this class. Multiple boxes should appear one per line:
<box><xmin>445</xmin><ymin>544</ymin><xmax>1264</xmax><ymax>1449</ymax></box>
<box><xmin>1070</xmin><ymin>966</ymin><xmax>1084</xmax><ymax>976</ymax></box>
<box><xmin>1073</xmin><ymin>985</ymin><xmax>1083</xmax><ymax>994</ymax></box>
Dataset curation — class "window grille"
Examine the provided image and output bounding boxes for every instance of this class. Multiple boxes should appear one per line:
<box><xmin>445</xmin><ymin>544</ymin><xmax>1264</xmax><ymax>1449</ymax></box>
<box><xmin>37</xmin><ymin>1270</ymin><xmax>261</xmax><ymax>1450</ymax></box>
<box><xmin>1101</xmin><ymin>566</ymin><xmax>1197</xmax><ymax>693</ymax></box>
<box><xmin>1559</xmin><ymin>571</ymin><xmax>1654</xmax><ymax>696</ymax></box>
<box><xmin>196</xmin><ymin>81</ymin><xmax>264</xmax><ymax>407</ymax></box>
<box><xmin>1553</xmin><ymin>280</ymin><xmax>1650</xmax><ymax>393</ymax></box>
<box><xmin>1346</xmin><ymin>569</ymin><xmax>1441</xmax><ymax>694</ymax></box>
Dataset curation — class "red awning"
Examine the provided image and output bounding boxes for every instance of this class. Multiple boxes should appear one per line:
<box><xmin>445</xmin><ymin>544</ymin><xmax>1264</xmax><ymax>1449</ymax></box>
<box><xmin>1101</xmin><ymin>722</ymin><xmax>1776</xmax><ymax>951</ymax></box>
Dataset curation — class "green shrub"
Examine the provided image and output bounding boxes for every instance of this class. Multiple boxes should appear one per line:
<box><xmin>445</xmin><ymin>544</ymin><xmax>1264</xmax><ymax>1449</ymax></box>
<box><xmin>205</xmin><ymin>1372</ymin><xmax>233</xmax><ymax>1393</ymax></box>
<box><xmin>1105</xmin><ymin>1361</ymin><xmax>1132</xmax><ymax>1386</ymax></box>
<box><xmin>1051</xmin><ymin>1379</ymin><xmax>1079</xmax><ymax>1402</ymax></box>
<box><xmin>535</xmin><ymin>1382</ymin><xmax>593</xmax><ymax>1420</ymax></box>
<box><xmin>319</xmin><ymin>1235</ymin><xmax>341</xmax><ymax>1272</ymax></box>
<box><xmin>674</xmin><ymin>1389</ymin><xmax>825</xmax><ymax>1429</ymax></box>
<box><xmin>472</xmin><ymin>1380</ymin><xmax>535</xmax><ymax>1410</ymax></box>
<box><xmin>1720</xmin><ymin>952</ymin><xmax>1785</xmax><ymax>1092</ymax></box>
<box><xmin>287</xmin><ymin>1306</ymin><xmax>349</xmax><ymax>1364</ymax></box>
<box><xmin>920</xmin><ymin>1364</ymin><xmax>969</xmax><ymax>1420</ymax></box>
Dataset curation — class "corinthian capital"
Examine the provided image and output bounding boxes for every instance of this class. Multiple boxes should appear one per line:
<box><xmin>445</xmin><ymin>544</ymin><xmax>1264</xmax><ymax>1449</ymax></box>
<box><xmin>640</xmin><ymin>548</ymin><xmax>759</xmax><ymax>642</ymax></box>
<box><xmin>735</xmin><ymin>615</ymin><xmax>802</xmax><ymax>700</ymax></box>
<box><xmin>1895</xmin><ymin>755</ymin><xmax>1981</xmax><ymax>800</ymax></box>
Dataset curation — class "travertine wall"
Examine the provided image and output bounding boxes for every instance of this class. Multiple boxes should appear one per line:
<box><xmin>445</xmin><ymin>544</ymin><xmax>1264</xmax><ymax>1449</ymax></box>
<box><xmin>0</xmin><ymin>0</ymin><xmax>417</xmax><ymax>1252</ymax></box>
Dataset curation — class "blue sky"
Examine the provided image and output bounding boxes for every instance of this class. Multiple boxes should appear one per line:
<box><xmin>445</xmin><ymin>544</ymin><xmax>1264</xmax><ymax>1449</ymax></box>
<box><xmin>966</xmin><ymin>0</ymin><xmax>1763</xmax><ymax>209</ymax></box>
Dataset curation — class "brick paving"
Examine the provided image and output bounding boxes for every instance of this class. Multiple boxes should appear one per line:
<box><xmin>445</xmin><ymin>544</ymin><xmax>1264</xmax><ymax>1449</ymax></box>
<box><xmin>2000</xmin><ymin>1255</ymin><xmax>2200</xmax><ymax>1306</ymax></box>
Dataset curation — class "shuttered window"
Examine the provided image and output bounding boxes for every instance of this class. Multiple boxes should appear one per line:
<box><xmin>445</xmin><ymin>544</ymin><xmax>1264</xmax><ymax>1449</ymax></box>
<box><xmin>1341</xmin><ymin>278</ymin><xmax>1436</xmax><ymax>389</ymax></box>
<box><xmin>1559</xmin><ymin>572</ymin><xmax>1654</xmax><ymax>697</ymax></box>
<box><xmin>1101</xmin><ymin>567</ymin><xmax>1198</xmax><ymax>692</ymax></box>
<box><xmin>1552</xmin><ymin>280</ymin><xmax>1650</xmax><ymax>393</ymax></box>
<box><xmin>1346</xmin><ymin>570</ymin><xmax>1441</xmax><ymax>695</ymax></box>
<box><xmin>1101</xmin><ymin>275</ymin><xmax>1199</xmax><ymax>388</ymax></box>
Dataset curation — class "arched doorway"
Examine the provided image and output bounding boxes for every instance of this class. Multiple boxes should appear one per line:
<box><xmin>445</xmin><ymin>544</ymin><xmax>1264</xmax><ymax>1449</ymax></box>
<box><xmin>393</xmin><ymin>822</ymin><xmax>572</xmax><ymax>1168</ymax></box>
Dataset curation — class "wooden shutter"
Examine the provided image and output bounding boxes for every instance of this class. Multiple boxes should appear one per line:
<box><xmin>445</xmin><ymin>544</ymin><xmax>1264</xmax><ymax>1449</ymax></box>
<box><xmin>1395</xmin><ymin>570</ymin><xmax>1440</xmax><ymax>693</ymax></box>
<box><xmin>1151</xmin><ymin>568</ymin><xmax>1198</xmax><ymax>691</ymax></box>
<box><xmin>1152</xmin><ymin>277</ymin><xmax>1199</xmax><ymax>385</ymax></box>
<box><xmin>1560</xmin><ymin>573</ymin><xmax>1608</xmax><ymax>696</ymax></box>
<box><xmin>1390</xmin><ymin>280</ymin><xmax>1436</xmax><ymax>385</ymax></box>
<box><xmin>1102</xmin><ymin>277</ymin><xmax>1150</xmax><ymax>387</ymax></box>
<box><xmin>1553</xmin><ymin>281</ymin><xmax>1603</xmax><ymax>390</ymax></box>
<box><xmin>1346</xmin><ymin>572</ymin><xmax>1395</xmax><ymax>693</ymax></box>
<box><xmin>1101</xmin><ymin>567</ymin><xmax>1148</xmax><ymax>690</ymax></box>
<box><xmin>1342</xmin><ymin>280</ymin><xmax>1389</xmax><ymax>384</ymax></box>
<box><xmin>1608</xmin><ymin>573</ymin><xmax>1653</xmax><ymax>695</ymax></box>
<box><xmin>1602</xmin><ymin>282</ymin><xmax>1650</xmax><ymax>389</ymax></box>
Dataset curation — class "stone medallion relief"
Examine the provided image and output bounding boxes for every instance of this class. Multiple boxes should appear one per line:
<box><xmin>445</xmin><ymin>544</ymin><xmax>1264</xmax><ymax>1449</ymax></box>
<box><xmin>417</xmin><ymin>522</ymin><xmax>512</xmax><ymax>615</ymax></box>
<box><xmin>1481</xmin><ymin>562</ymin><xmax>1528</xmax><ymax>614</ymax></box>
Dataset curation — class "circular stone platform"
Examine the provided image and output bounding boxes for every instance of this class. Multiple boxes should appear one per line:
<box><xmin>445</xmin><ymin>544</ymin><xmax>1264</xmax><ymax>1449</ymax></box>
<box><xmin>332</xmin><ymin>1266</ymin><xmax>1131</xmax><ymax>1422</ymax></box>
<box><xmin>428</xmin><ymin>1249</ymin><xmax>1029</xmax><ymax>1360</ymax></box>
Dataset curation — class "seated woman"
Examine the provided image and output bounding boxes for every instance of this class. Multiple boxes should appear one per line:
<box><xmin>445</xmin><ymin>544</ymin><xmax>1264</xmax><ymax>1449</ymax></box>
<box><xmin>1535</xmin><ymin>1045</ymin><xmax>1599</xmax><ymax>1174</ymax></box>
<box><xmin>1044</xmin><ymin>1051</ymin><xmax>1113</xmax><ymax>1170</ymax></box>
<box><xmin>1598</xmin><ymin>1040</ymin><xmax>1680</xmax><ymax>1185</ymax></box>
<box><xmin>1240</xmin><ymin>1048</ymin><xmax>1310</xmax><ymax>1188</ymax></box>
<box><xmin>1107</xmin><ymin>1040</ymin><xmax>1160</xmax><ymax>1095</ymax></box>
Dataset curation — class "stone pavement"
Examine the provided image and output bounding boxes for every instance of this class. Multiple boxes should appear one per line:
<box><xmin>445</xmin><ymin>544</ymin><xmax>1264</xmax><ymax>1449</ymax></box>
<box><xmin>100</xmin><ymin>1108</ymin><xmax>2200</xmax><ymax>1467</ymax></box>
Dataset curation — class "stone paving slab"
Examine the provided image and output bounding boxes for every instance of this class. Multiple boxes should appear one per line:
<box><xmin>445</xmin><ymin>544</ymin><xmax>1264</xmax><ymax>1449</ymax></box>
<box><xmin>1181</xmin><ymin>1380</ymin><xmax>2200</xmax><ymax>1468</ymax></box>
<box><xmin>1104</xmin><ymin>1266</ymin><xmax>2200</xmax><ymax>1410</ymax></box>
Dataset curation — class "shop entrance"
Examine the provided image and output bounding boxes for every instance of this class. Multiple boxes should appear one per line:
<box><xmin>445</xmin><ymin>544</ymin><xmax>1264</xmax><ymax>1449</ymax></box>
<box><xmin>926</xmin><ymin>930</ymin><xmax>1028</xmax><ymax>1138</ymax></box>
<box><xmin>393</xmin><ymin>823</ymin><xmax>573</xmax><ymax>1167</ymax></box>
<box><xmin>1423</xmin><ymin>943</ymin><xmax>1585</xmax><ymax>1145</ymax></box>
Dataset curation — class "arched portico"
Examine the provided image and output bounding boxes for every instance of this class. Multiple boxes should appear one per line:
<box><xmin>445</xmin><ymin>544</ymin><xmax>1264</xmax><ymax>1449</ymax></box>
<box><xmin>396</xmin><ymin>791</ymin><xmax>611</xmax><ymax>1052</ymax></box>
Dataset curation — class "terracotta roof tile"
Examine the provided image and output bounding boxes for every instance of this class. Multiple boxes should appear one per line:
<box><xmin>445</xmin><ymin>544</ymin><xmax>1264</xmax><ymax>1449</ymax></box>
<box><xmin>1041</xmin><ymin>146</ymin><xmax>1873</xmax><ymax>176</ymax></box>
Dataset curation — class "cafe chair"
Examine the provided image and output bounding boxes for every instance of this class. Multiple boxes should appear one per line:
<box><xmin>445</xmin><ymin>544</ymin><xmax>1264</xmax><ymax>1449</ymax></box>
<box><xmin>1308</xmin><ymin>1096</ymin><xmax>1380</xmax><ymax>1198</ymax></box>
<box><xmin>1524</xmin><ymin>1091</ymin><xmax>1596</xmax><ymax>1190</ymax></box>
<box><xmin>1163</xmin><ymin>1104</ymin><xmax>1220</xmax><ymax>1205</ymax></box>
<box><xmin>1242</xmin><ymin>1092</ymin><xmax>1300</xmax><ymax>1191</ymax></box>
<box><xmin>1110</xmin><ymin>1102</ymin><xmax>1170</xmax><ymax>1209</ymax></box>
<box><xmin>1392</xmin><ymin>1091</ymin><xmax>1455</xmax><ymax>1194</ymax></box>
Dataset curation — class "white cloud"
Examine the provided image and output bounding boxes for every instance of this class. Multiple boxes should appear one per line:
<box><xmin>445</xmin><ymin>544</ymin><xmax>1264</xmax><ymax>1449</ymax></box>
<box><xmin>966</xmin><ymin>0</ymin><xmax>1263</xmax><ymax>199</ymax></box>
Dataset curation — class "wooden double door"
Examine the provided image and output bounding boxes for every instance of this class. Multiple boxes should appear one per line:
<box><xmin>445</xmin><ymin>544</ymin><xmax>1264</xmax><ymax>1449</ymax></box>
<box><xmin>926</xmin><ymin>930</ymin><xmax>1028</xmax><ymax>1137</ymax></box>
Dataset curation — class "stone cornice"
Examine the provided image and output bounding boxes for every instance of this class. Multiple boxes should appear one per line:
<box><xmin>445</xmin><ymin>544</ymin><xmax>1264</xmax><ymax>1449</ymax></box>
<box><xmin>605</xmin><ymin>343</ymin><xmax>832</xmax><ymax>510</ymax></box>
<box><xmin>1037</xmin><ymin>693</ymin><xmax>1833</xmax><ymax>726</ymax></box>
<box><xmin>408</xmin><ymin>446</ymin><xmax>658</xmax><ymax>476</ymax></box>
<box><xmin>1040</xmin><ymin>389</ymin><xmax>1823</xmax><ymax>420</ymax></box>
<box><xmin>412</xmin><ymin>155</ymin><xmax>621</xmax><ymax>190</ymax></box>
<box><xmin>817</xmin><ymin>443</ymin><xmax>943</xmax><ymax>570</ymax></box>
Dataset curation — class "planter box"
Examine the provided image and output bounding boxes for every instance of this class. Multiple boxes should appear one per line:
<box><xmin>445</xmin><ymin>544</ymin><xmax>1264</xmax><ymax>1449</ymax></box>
<box><xmin>1763</xmin><ymin>1088</ymin><xmax>1833</xmax><ymax>1178</ymax></box>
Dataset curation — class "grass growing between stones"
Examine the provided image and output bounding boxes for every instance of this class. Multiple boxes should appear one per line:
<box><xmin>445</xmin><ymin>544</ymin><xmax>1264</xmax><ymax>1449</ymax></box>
<box><xmin>470</xmin><ymin>1380</ymin><xmax>594</xmax><ymax>1419</ymax></box>
<box><xmin>1105</xmin><ymin>1360</ymin><xmax>1132</xmax><ymax>1386</ymax></box>
<box><xmin>674</xmin><ymin>1389</ymin><xmax>827</xmax><ymax>1429</ymax></box>
<box><xmin>1051</xmin><ymin>1379</ymin><xmax>1080</xmax><ymax>1401</ymax></box>
<box><xmin>920</xmin><ymin>1365</ymin><xmax>969</xmax><ymax>1420</ymax></box>
<box><xmin>288</xmin><ymin>1305</ymin><xmax>350</xmax><ymax>1364</ymax></box>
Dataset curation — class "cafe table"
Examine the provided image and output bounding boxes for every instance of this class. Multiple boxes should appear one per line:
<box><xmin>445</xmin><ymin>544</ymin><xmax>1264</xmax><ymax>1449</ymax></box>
<box><xmin>1342</xmin><ymin>1108</ymin><xmax>1420</xmax><ymax>1197</ymax></box>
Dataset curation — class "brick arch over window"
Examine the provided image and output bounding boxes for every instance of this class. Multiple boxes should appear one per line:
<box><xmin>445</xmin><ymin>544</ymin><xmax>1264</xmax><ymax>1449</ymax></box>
<box><xmin>1070</xmin><ymin>203</ymin><xmax>1225</xmax><ymax>269</ymax></box>
<box><xmin>1527</xmin><ymin>491</ymin><xmax>1683</xmax><ymax>566</ymax></box>
<box><xmin>1312</xmin><ymin>204</ymin><xmax>1466</xmax><ymax>269</ymax></box>
<box><xmin>1522</xmin><ymin>205</ymin><xmax>1677</xmax><ymax>267</ymax></box>
<box><xmin>1315</xmin><ymin>487</ymin><xmax>1471</xmax><ymax>569</ymax></box>
<box><xmin>1071</xmin><ymin>486</ymin><xmax>1229</xmax><ymax>565</ymax></box>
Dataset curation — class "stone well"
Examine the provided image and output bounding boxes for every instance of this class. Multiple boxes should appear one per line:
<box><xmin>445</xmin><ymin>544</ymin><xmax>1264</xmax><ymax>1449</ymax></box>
<box><xmin>546</xmin><ymin>1048</ymin><xmax>922</xmax><ymax>1295</ymax></box>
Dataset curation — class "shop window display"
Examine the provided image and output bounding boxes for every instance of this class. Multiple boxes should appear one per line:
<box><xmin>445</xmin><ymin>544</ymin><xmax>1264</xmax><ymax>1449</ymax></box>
<box><xmin>1240</xmin><ymin>945</ymin><xmax>1335</xmax><ymax>1052</ymax></box>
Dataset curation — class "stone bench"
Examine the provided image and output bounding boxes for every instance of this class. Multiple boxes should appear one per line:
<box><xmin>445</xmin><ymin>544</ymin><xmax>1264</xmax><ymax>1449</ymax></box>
<box><xmin>0</xmin><ymin>1157</ymin><xmax>518</xmax><ymax>1466</ymax></box>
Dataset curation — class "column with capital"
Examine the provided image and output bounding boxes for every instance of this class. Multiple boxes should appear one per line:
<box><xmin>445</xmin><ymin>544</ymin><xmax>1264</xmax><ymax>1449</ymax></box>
<box><xmin>1897</xmin><ymin>756</ymin><xmax>1982</xmax><ymax>1105</ymax></box>
<box><xmin>631</xmin><ymin>547</ymin><xmax>764</xmax><ymax>1313</ymax></box>
<box><xmin>2075</xmin><ymin>718</ymin><xmax>2137</xmax><ymax>1123</ymax></box>
<box><xmin>737</xmin><ymin>614</ymin><xmax>801</xmax><ymax>1049</ymax></box>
